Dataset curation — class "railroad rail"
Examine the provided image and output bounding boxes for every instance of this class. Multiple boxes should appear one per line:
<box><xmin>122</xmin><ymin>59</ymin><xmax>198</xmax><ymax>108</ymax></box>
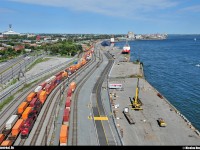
<box><xmin>92</xmin><ymin>51</ymin><xmax>116</xmax><ymax>145</ymax></box>
<box><xmin>71</xmin><ymin>46</ymin><xmax>103</xmax><ymax>145</ymax></box>
<box><xmin>16</xmin><ymin>49</ymin><xmax>95</xmax><ymax>146</ymax></box>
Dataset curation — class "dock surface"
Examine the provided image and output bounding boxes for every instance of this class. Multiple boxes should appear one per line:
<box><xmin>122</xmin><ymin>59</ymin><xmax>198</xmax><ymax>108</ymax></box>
<box><xmin>107</xmin><ymin>45</ymin><xmax>200</xmax><ymax>145</ymax></box>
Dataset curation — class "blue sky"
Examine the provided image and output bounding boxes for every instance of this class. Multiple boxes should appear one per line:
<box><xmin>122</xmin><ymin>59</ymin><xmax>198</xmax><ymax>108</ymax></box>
<box><xmin>0</xmin><ymin>0</ymin><xmax>200</xmax><ymax>34</ymax></box>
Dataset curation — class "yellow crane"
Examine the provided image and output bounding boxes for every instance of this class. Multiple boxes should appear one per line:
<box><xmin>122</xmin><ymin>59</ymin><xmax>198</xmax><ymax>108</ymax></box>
<box><xmin>131</xmin><ymin>78</ymin><xmax>143</xmax><ymax>110</ymax></box>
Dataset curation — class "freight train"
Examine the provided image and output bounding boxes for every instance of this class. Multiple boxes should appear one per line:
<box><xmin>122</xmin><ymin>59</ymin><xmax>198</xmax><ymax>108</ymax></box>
<box><xmin>59</xmin><ymin>81</ymin><xmax>76</xmax><ymax>146</ymax></box>
<box><xmin>0</xmin><ymin>46</ymin><xmax>94</xmax><ymax>146</ymax></box>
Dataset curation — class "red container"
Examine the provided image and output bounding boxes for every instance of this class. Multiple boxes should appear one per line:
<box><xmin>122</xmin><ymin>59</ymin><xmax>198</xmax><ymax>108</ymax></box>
<box><xmin>44</xmin><ymin>84</ymin><xmax>51</xmax><ymax>95</ymax></box>
<box><xmin>65</xmin><ymin>98</ymin><xmax>71</xmax><ymax>108</ymax></box>
<box><xmin>29</xmin><ymin>98</ymin><xmax>37</xmax><ymax>107</ymax></box>
<box><xmin>56</xmin><ymin>72</ymin><xmax>62</xmax><ymax>77</ymax></box>
<box><xmin>40</xmin><ymin>82</ymin><xmax>47</xmax><ymax>88</ymax></box>
<box><xmin>67</xmin><ymin>89</ymin><xmax>72</xmax><ymax>97</ymax></box>
<box><xmin>51</xmin><ymin>78</ymin><xmax>57</xmax><ymax>87</ymax></box>
<box><xmin>56</xmin><ymin>75</ymin><xmax>62</xmax><ymax>84</ymax></box>
<box><xmin>63</xmin><ymin>108</ymin><xmax>70</xmax><ymax>123</ymax></box>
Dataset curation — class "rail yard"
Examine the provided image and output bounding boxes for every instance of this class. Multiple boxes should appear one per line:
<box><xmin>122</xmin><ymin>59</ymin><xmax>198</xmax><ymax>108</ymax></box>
<box><xmin>0</xmin><ymin>41</ymin><xmax>200</xmax><ymax>146</ymax></box>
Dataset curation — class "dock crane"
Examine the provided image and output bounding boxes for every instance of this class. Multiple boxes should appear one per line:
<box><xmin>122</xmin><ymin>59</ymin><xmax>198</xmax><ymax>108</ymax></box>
<box><xmin>131</xmin><ymin>78</ymin><xmax>143</xmax><ymax>110</ymax></box>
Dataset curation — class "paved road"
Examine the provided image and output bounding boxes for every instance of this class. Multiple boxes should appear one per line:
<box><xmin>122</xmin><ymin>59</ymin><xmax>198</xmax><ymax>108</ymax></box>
<box><xmin>0</xmin><ymin>55</ymin><xmax>42</xmax><ymax>85</ymax></box>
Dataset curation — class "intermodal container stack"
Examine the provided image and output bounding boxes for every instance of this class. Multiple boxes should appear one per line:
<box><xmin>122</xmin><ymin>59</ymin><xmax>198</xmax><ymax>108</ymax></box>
<box><xmin>59</xmin><ymin>125</ymin><xmax>68</xmax><ymax>146</ymax></box>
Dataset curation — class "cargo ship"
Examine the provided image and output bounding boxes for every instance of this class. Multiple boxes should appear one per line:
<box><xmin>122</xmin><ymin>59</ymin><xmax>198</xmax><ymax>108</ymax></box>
<box><xmin>122</xmin><ymin>40</ymin><xmax>130</xmax><ymax>54</ymax></box>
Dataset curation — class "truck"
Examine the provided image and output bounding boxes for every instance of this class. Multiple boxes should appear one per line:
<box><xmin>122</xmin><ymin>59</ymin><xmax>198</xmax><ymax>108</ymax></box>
<box><xmin>2</xmin><ymin>115</ymin><xmax>18</xmax><ymax>135</ymax></box>
<box><xmin>158</xmin><ymin>118</ymin><xmax>167</xmax><ymax>127</ymax></box>
<box><xmin>8</xmin><ymin>119</ymin><xmax>24</xmax><ymax>141</ymax></box>
<box><xmin>123</xmin><ymin>107</ymin><xmax>135</xmax><ymax>124</ymax></box>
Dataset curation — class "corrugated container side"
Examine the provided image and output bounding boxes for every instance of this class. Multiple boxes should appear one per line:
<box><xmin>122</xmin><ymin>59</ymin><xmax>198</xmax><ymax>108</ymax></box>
<box><xmin>66</xmin><ymin>96</ymin><xmax>71</xmax><ymax>102</ymax></box>
<box><xmin>65</xmin><ymin>98</ymin><xmax>71</xmax><ymax>108</ymax></box>
<box><xmin>11</xmin><ymin>119</ymin><xmax>24</xmax><ymax>136</ymax></box>
<box><xmin>0</xmin><ymin>134</ymin><xmax>5</xmax><ymax>144</ymax></box>
<box><xmin>63</xmin><ymin>108</ymin><xmax>70</xmax><ymax>122</ymax></box>
<box><xmin>27</xmin><ymin>92</ymin><xmax>36</xmax><ymax>102</ymax></box>
<box><xmin>6</xmin><ymin>115</ymin><xmax>18</xmax><ymax>130</ymax></box>
<box><xmin>1</xmin><ymin>140</ymin><xmax>12</xmax><ymax>146</ymax></box>
<box><xmin>38</xmin><ymin>91</ymin><xmax>47</xmax><ymax>104</ymax></box>
<box><xmin>62</xmin><ymin>71</ymin><xmax>68</xmax><ymax>78</ymax></box>
<box><xmin>67</xmin><ymin>89</ymin><xmax>72</xmax><ymax>97</ymax></box>
<box><xmin>44</xmin><ymin>84</ymin><xmax>51</xmax><ymax>94</ymax></box>
<box><xmin>60</xmin><ymin>125</ymin><xmax>68</xmax><ymax>144</ymax></box>
<box><xmin>56</xmin><ymin>72</ymin><xmax>62</xmax><ymax>77</ymax></box>
<box><xmin>56</xmin><ymin>75</ymin><xmax>62</xmax><ymax>84</ymax></box>
<box><xmin>18</xmin><ymin>102</ymin><xmax>28</xmax><ymax>115</ymax></box>
<box><xmin>51</xmin><ymin>78</ymin><xmax>57</xmax><ymax>87</ymax></box>
<box><xmin>22</xmin><ymin>107</ymin><xmax>32</xmax><ymax>120</ymax></box>
<box><xmin>34</xmin><ymin>85</ymin><xmax>42</xmax><ymax>93</ymax></box>
<box><xmin>29</xmin><ymin>98</ymin><xmax>37</xmax><ymax>107</ymax></box>
<box><xmin>50</xmin><ymin>75</ymin><xmax>56</xmax><ymax>81</ymax></box>
<box><xmin>40</xmin><ymin>82</ymin><xmax>47</xmax><ymax>88</ymax></box>
<box><xmin>69</xmin><ymin>82</ymin><xmax>76</xmax><ymax>92</ymax></box>
<box><xmin>45</xmin><ymin>78</ymin><xmax>51</xmax><ymax>84</ymax></box>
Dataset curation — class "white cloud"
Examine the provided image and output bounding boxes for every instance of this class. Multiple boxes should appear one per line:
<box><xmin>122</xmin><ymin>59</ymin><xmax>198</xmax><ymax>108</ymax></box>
<box><xmin>9</xmin><ymin>0</ymin><xmax>178</xmax><ymax>19</ymax></box>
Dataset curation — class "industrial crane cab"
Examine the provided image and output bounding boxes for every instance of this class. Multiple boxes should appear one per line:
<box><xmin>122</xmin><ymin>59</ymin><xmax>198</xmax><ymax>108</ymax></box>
<box><xmin>158</xmin><ymin>118</ymin><xmax>167</xmax><ymax>127</ymax></box>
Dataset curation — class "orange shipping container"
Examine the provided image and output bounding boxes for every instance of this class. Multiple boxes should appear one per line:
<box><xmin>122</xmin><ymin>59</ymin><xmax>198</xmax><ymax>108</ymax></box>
<box><xmin>69</xmin><ymin>82</ymin><xmax>76</xmax><ymax>92</ymax></box>
<box><xmin>27</xmin><ymin>92</ymin><xmax>36</xmax><ymax>102</ymax></box>
<box><xmin>0</xmin><ymin>134</ymin><xmax>5</xmax><ymax>144</ymax></box>
<box><xmin>75</xmin><ymin>63</ymin><xmax>81</xmax><ymax>70</ymax></box>
<box><xmin>60</xmin><ymin>125</ymin><xmax>68</xmax><ymax>144</ymax></box>
<box><xmin>18</xmin><ymin>102</ymin><xmax>28</xmax><ymax>115</ymax></box>
<box><xmin>81</xmin><ymin>59</ymin><xmax>86</xmax><ymax>66</ymax></box>
<box><xmin>39</xmin><ymin>91</ymin><xmax>47</xmax><ymax>104</ymax></box>
<box><xmin>1</xmin><ymin>140</ymin><xmax>12</xmax><ymax>146</ymax></box>
<box><xmin>22</xmin><ymin>107</ymin><xmax>32</xmax><ymax>120</ymax></box>
<box><xmin>11</xmin><ymin>119</ymin><xmax>24</xmax><ymax>137</ymax></box>
<box><xmin>62</xmin><ymin>71</ymin><xmax>68</xmax><ymax>78</ymax></box>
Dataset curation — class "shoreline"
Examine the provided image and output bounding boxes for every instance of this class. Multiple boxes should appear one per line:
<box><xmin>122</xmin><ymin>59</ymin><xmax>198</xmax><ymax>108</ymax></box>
<box><xmin>106</xmin><ymin>45</ymin><xmax>200</xmax><ymax>145</ymax></box>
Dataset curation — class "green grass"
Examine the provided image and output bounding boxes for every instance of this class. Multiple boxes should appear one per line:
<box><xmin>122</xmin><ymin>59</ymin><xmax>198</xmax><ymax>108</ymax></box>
<box><xmin>10</xmin><ymin>78</ymin><xmax>18</xmax><ymax>85</ymax></box>
<box><xmin>26</xmin><ymin>57</ymin><xmax>51</xmax><ymax>71</ymax></box>
<box><xmin>0</xmin><ymin>96</ymin><xmax>14</xmax><ymax>111</ymax></box>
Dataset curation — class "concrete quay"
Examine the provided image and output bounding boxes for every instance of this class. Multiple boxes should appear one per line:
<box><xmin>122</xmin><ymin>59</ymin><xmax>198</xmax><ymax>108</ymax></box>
<box><xmin>106</xmin><ymin>46</ymin><xmax>200</xmax><ymax>145</ymax></box>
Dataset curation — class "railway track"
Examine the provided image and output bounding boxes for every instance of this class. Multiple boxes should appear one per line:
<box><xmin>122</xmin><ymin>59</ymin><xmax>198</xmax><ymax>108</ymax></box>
<box><xmin>91</xmin><ymin>51</ymin><xmax>116</xmax><ymax>145</ymax></box>
<box><xmin>17</xmin><ymin>50</ymin><xmax>96</xmax><ymax>146</ymax></box>
<box><xmin>71</xmin><ymin>46</ymin><xmax>103</xmax><ymax>145</ymax></box>
<box><xmin>0</xmin><ymin>55</ymin><xmax>82</xmax><ymax>132</ymax></box>
<box><xmin>0</xmin><ymin>80</ymin><xmax>43</xmax><ymax>131</ymax></box>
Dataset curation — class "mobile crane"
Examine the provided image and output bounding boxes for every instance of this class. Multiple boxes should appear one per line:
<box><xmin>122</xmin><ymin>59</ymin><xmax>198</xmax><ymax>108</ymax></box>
<box><xmin>131</xmin><ymin>78</ymin><xmax>143</xmax><ymax>110</ymax></box>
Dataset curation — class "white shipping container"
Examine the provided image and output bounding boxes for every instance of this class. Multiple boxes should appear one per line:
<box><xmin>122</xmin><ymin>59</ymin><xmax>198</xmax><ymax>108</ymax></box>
<box><xmin>50</xmin><ymin>76</ymin><xmax>56</xmax><ymax>81</ymax></box>
<box><xmin>60</xmin><ymin>143</ymin><xmax>67</xmax><ymax>146</ymax></box>
<box><xmin>63</xmin><ymin>122</ymin><xmax>69</xmax><ymax>126</ymax></box>
<box><xmin>45</xmin><ymin>78</ymin><xmax>51</xmax><ymax>84</ymax></box>
<box><xmin>34</xmin><ymin>86</ymin><xmax>42</xmax><ymax>93</ymax></box>
<box><xmin>6</xmin><ymin>115</ymin><xmax>18</xmax><ymax>130</ymax></box>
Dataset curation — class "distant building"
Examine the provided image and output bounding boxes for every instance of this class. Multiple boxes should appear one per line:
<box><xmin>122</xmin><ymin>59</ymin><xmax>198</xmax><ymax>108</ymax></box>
<box><xmin>14</xmin><ymin>45</ymin><xmax>25</xmax><ymax>51</ymax></box>
<box><xmin>3</xmin><ymin>24</ymin><xmax>20</xmax><ymax>35</ymax></box>
<box><xmin>36</xmin><ymin>35</ymin><xmax>41</xmax><ymax>41</ymax></box>
<box><xmin>27</xmin><ymin>34</ymin><xmax>36</xmax><ymax>38</ymax></box>
<box><xmin>127</xmin><ymin>31</ymin><xmax>135</xmax><ymax>39</ymax></box>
